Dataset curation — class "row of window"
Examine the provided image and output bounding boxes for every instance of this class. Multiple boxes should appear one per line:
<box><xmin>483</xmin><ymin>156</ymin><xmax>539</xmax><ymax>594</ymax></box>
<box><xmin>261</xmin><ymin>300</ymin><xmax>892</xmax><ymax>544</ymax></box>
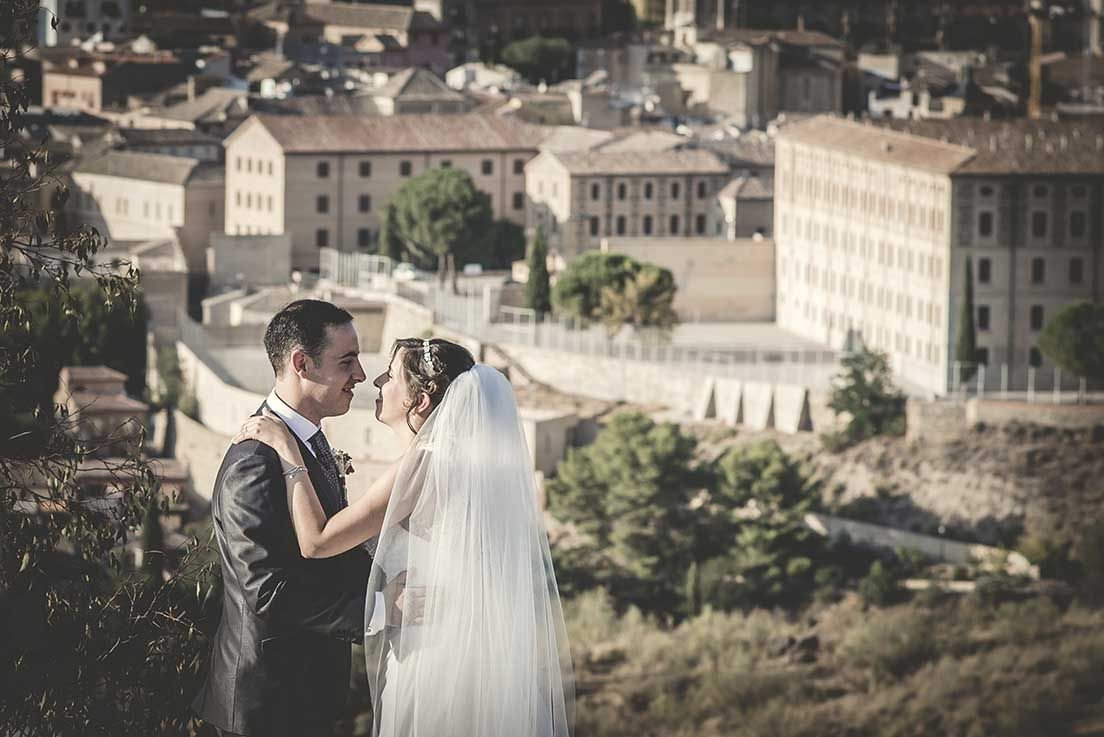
<box><xmin>976</xmin><ymin>304</ymin><xmax>1049</xmax><ymax>333</ymax></box>
<box><xmin>976</xmin><ymin>209</ymin><xmax>1089</xmax><ymax>240</ymax></box>
<box><xmin>976</xmin><ymin>256</ymin><xmax>1084</xmax><ymax>286</ymax></box>
<box><xmin>586</xmin><ymin>213</ymin><xmax>709</xmax><ymax>237</ymax></box>
<box><xmin>313</xmin><ymin>228</ymin><xmax>377</xmax><ymax>249</ymax></box>
<box><xmin>296</xmin><ymin>158</ymin><xmax>527</xmax><ymax>180</ymax></box>
<box><xmin>589</xmin><ymin>179</ymin><xmax>713</xmax><ymax>202</ymax></box>
<box><xmin>783</xmin><ymin>169</ymin><xmax>947</xmax><ymax>233</ymax></box>
<box><xmin>781</xmin><ymin>217</ymin><xmax>948</xmax><ymax>279</ymax></box>
<box><xmin>977</xmin><ymin>183</ymin><xmax>1089</xmax><ymax>200</ymax></box>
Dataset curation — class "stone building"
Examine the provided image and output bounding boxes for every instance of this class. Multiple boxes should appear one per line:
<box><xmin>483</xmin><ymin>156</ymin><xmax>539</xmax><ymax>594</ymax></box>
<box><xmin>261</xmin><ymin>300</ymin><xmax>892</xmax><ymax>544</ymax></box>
<box><xmin>774</xmin><ymin>115</ymin><xmax>1104</xmax><ymax>396</ymax></box>
<box><xmin>40</xmin><ymin>46</ymin><xmax>191</xmax><ymax>113</ymax></box>
<box><xmin>71</xmin><ymin>150</ymin><xmax>225</xmax><ymax>276</ymax></box>
<box><xmin>223</xmin><ymin>112</ymin><xmax>544</xmax><ymax>271</ymax></box>
<box><xmin>525</xmin><ymin>146</ymin><xmax>730</xmax><ymax>258</ymax></box>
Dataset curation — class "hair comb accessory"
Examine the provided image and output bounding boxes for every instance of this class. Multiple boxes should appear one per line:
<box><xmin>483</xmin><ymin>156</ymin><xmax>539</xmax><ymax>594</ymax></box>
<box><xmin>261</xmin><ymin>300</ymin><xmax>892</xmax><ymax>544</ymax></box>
<box><xmin>422</xmin><ymin>339</ymin><xmax>442</xmax><ymax>377</ymax></box>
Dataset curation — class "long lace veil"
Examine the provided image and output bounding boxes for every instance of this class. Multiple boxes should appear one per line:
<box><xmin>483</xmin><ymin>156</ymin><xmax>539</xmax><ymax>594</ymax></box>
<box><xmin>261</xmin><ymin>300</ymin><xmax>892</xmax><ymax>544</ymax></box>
<box><xmin>363</xmin><ymin>364</ymin><xmax>574</xmax><ymax>737</ymax></box>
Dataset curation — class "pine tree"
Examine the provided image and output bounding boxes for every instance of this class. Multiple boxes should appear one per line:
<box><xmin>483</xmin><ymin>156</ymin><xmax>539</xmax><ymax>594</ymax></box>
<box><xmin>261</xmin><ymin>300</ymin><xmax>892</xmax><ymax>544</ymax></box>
<box><xmin>524</xmin><ymin>227</ymin><xmax>552</xmax><ymax>317</ymax></box>
<box><xmin>955</xmin><ymin>256</ymin><xmax>979</xmax><ymax>383</ymax></box>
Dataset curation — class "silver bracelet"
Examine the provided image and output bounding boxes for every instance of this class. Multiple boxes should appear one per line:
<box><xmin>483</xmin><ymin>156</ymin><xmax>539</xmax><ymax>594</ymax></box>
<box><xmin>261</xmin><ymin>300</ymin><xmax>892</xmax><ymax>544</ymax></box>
<box><xmin>283</xmin><ymin>465</ymin><xmax>308</xmax><ymax>480</ymax></box>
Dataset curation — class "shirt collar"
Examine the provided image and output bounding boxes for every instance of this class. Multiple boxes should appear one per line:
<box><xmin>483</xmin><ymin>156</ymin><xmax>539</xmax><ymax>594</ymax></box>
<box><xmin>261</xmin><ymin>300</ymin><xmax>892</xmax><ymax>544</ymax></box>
<box><xmin>265</xmin><ymin>389</ymin><xmax>320</xmax><ymax>456</ymax></box>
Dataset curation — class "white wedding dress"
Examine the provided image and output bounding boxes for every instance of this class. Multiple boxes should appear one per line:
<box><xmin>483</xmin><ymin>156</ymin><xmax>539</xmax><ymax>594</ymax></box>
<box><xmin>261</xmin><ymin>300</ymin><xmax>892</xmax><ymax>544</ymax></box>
<box><xmin>363</xmin><ymin>365</ymin><xmax>573</xmax><ymax>737</ymax></box>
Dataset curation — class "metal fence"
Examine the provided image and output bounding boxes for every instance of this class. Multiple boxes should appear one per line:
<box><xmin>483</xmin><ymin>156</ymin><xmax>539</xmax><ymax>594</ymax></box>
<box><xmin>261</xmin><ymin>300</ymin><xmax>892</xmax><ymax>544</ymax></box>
<box><xmin>947</xmin><ymin>360</ymin><xmax>1101</xmax><ymax>404</ymax></box>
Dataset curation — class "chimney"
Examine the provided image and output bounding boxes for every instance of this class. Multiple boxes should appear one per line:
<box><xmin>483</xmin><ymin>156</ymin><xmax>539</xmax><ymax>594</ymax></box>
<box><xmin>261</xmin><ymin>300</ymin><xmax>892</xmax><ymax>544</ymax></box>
<box><xmin>186</xmin><ymin>75</ymin><xmax>196</xmax><ymax>102</ymax></box>
<box><xmin>797</xmin><ymin>13</ymin><xmax>805</xmax><ymax>32</ymax></box>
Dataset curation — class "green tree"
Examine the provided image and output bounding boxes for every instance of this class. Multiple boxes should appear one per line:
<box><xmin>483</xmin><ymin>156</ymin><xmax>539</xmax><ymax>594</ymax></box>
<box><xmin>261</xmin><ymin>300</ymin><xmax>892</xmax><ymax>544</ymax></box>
<box><xmin>547</xmin><ymin>412</ymin><xmax>706</xmax><ymax>616</ymax></box>
<box><xmin>379</xmin><ymin>202</ymin><xmax>404</xmax><ymax>263</ymax></box>
<box><xmin>551</xmin><ymin>251</ymin><xmax>678</xmax><ymax>334</ymax></box>
<box><xmin>387</xmin><ymin>168</ymin><xmax>493</xmax><ymax>292</ymax></box>
<box><xmin>524</xmin><ymin>226</ymin><xmax>552</xmax><ymax>316</ymax></box>
<box><xmin>1039</xmin><ymin>301</ymin><xmax>1104</xmax><ymax>384</ymax></box>
<box><xmin>501</xmin><ymin>35</ymin><xmax>575</xmax><ymax>84</ymax></box>
<box><xmin>598</xmin><ymin>262</ymin><xmax>678</xmax><ymax>337</ymax></box>
<box><xmin>955</xmin><ymin>257</ymin><xmax>979</xmax><ymax>383</ymax></box>
<box><xmin>824</xmin><ymin>347</ymin><xmax>907</xmax><ymax>451</ymax></box>
<box><xmin>696</xmin><ymin>440</ymin><xmax>823</xmax><ymax>611</ymax></box>
<box><xmin>1</xmin><ymin>6</ymin><xmax>216</xmax><ymax>732</ymax></box>
<box><xmin>470</xmin><ymin>218</ymin><xmax>526</xmax><ymax>270</ymax></box>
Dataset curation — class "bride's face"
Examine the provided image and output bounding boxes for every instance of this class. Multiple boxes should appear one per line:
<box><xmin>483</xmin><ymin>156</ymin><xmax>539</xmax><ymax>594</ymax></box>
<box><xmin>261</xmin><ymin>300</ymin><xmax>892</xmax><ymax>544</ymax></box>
<box><xmin>372</xmin><ymin>348</ymin><xmax>412</xmax><ymax>428</ymax></box>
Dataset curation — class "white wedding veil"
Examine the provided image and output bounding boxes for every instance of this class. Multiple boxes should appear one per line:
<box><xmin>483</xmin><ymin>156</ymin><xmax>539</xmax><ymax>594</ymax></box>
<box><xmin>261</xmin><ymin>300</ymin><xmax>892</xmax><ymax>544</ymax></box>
<box><xmin>363</xmin><ymin>364</ymin><xmax>574</xmax><ymax>737</ymax></box>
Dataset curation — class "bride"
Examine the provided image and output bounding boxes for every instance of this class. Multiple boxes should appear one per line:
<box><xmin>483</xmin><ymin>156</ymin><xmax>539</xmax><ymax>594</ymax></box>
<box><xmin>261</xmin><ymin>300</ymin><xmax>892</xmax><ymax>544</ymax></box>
<box><xmin>233</xmin><ymin>337</ymin><xmax>574</xmax><ymax>737</ymax></box>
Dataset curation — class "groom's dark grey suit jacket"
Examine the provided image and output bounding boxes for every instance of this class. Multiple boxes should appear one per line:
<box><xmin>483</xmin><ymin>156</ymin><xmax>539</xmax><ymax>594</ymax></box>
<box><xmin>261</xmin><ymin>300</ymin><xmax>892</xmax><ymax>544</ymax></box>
<box><xmin>192</xmin><ymin>403</ymin><xmax>371</xmax><ymax>736</ymax></box>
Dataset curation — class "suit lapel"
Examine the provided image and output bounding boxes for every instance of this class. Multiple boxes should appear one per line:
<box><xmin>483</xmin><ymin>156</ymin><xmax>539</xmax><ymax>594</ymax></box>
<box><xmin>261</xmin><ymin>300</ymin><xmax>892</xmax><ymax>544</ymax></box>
<box><xmin>257</xmin><ymin>402</ymin><xmax>343</xmax><ymax>517</ymax></box>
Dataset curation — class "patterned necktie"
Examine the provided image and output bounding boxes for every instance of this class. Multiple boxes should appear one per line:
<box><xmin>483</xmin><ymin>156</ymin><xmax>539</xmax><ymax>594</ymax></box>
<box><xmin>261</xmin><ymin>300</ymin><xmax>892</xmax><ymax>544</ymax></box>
<box><xmin>309</xmin><ymin>430</ymin><xmax>346</xmax><ymax>507</ymax></box>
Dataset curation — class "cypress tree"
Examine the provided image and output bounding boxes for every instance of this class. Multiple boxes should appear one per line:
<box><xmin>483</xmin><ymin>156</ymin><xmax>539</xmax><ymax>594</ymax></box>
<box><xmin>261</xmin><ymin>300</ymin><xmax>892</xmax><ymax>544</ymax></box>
<box><xmin>955</xmin><ymin>256</ymin><xmax>978</xmax><ymax>383</ymax></box>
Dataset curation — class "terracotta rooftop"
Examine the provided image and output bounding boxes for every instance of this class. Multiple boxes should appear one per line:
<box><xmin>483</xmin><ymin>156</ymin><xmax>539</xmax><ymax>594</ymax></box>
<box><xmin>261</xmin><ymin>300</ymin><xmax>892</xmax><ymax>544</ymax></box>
<box><xmin>251</xmin><ymin>1</ymin><xmax>442</xmax><ymax>31</ymax></box>
<box><xmin>550</xmin><ymin>147</ymin><xmax>729</xmax><ymax>176</ymax></box>
<box><xmin>74</xmin><ymin>150</ymin><xmax>207</xmax><ymax>185</ymax></box>
<box><xmin>247</xmin><ymin>112</ymin><xmax>546</xmax><ymax>153</ymax></box>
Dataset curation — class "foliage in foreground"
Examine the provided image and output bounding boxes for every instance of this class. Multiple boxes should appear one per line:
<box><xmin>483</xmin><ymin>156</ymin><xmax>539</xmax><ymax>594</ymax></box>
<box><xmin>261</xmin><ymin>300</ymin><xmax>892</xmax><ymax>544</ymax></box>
<box><xmin>1</xmin><ymin>8</ymin><xmax>217</xmax><ymax>733</ymax></box>
<box><xmin>1039</xmin><ymin>301</ymin><xmax>1104</xmax><ymax>384</ymax></box>
<box><xmin>550</xmin><ymin>252</ymin><xmax>678</xmax><ymax>336</ymax></box>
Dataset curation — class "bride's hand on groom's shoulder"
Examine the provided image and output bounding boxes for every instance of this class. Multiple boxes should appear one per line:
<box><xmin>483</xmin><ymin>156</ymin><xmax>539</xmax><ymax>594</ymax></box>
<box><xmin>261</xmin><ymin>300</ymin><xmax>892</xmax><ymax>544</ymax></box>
<box><xmin>234</xmin><ymin>409</ymin><xmax>303</xmax><ymax>469</ymax></box>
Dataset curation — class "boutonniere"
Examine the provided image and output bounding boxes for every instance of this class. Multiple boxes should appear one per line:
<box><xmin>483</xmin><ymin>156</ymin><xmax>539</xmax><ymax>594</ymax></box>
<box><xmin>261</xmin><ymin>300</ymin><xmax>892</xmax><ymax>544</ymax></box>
<box><xmin>333</xmin><ymin>448</ymin><xmax>355</xmax><ymax>481</ymax></box>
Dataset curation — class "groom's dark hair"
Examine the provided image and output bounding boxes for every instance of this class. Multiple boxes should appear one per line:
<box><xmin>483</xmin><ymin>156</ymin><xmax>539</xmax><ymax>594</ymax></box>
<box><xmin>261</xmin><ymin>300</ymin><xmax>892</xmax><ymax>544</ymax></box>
<box><xmin>265</xmin><ymin>299</ymin><xmax>354</xmax><ymax>376</ymax></box>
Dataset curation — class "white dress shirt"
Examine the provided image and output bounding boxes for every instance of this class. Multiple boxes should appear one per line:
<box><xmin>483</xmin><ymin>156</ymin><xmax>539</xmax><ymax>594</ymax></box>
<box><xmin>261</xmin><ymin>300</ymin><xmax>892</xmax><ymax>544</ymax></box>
<box><xmin>265</xmin><ymin>390</ymin><xmax>320</xmax><ymax>457</ymax></box>
<box><xmin>265</xmin><ymin>390</ymin><xmax>387</xmax><ymax>636</ymax></box>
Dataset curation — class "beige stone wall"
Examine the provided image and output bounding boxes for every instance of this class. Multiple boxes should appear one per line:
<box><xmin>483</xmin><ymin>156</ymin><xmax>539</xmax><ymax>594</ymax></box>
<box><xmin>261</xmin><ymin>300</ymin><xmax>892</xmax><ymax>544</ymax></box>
<box><xmin>226</xmin><ymin>117</ymin><xmax>534</xmax><ymax>271</ymax></box>
<box><xmin>207</xmin><ymin>233</ymin><xmax>293</xmax><ymax>290</ymax></box>
<box><xmin>43</xmin><ymin>72</ymin><xmax>102</xmax><ymax>111</ymax></box>
<box><xmin>172</xmin><ymin>409</ymin><xmax>230</xmax><ymax>502</ymax></box>
<box><xmin>600</xmin><ymin>237</ymin><xmax>776</xmax><ymax>321</ymax></box>
<box><xmin>906</xmin><ymin>398</ymin><xmax>968</xmax><ymax>442</ymax></box>
<box><xmin>71</xmin><ymin>172</ymin><xmax>183</xmax><ymax>243</ymax></box>
<box><xmin>774</xmin><ymin>135</ymin><xmax>954</xmax><ymax>395</ymax></box>
<box><xmin>526</xmin><ymin>153</ymin><xmax>729</xmax><ymax>259</ymax></box>
<box><xmin>181</xmin><ymin>181</ymin><xmax>225</xmax><ymax>273</ymax></box>
<box><xmin>966</xmin><ymin>398</ymin><xmax>1104</xmax><ymax>430</ymax></box>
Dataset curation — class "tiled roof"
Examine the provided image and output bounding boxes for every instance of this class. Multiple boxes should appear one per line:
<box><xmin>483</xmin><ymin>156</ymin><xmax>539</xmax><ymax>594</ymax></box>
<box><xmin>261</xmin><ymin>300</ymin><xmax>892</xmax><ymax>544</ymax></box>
<box><xmin>118</xmin><ymin>127</ymin><xmax>221</xmax><ymax>147</ymax></box>
<box><xmin>551</xmin><ymin>148</ymin><xmax>729</xmax><ymax>176</ymax></box>
<box><xmin>699</xmin><ymin>28</ymin><xmax>845</xmax><ymax>48</ymax></box>
<box><xmin>73</xmin><ymin>150</ymin><xmax>204</xmax><ymax>185</ymax></box>
<box><xmin>781</xmin><ymin>115</ymin><xmax>1104</xmax><ymax>176</ymax></box>
<box><xmin>248</xmin><ymin>112</ymin><xmax>546</xmax><ymax>153</ymax></box>
<box><xmin>718</xmin><ymin>175</ymin><xmax>773</xmax><ymax>200</ymax></box>
<box><xmin>778</xmin><ymin>116</ymin><xmax>977</xmax><ymax>174</ymax></box>
<box><xmin>373</xmin><ymin>67</ymin><xmax>466</xmax><ymax>102</ymax></box>
<box><xmin>252</xmin><ymin>0</ymin><xmax>416</xmax><ymax>31</ymax></box>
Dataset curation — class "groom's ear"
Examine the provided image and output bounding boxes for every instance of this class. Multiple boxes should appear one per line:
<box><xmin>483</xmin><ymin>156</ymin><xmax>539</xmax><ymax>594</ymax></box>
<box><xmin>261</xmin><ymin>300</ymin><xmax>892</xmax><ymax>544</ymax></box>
<box><xmin>289</xmin><ymin>347</ymin><xmax>311</xmax><ymax>378</ymax></box>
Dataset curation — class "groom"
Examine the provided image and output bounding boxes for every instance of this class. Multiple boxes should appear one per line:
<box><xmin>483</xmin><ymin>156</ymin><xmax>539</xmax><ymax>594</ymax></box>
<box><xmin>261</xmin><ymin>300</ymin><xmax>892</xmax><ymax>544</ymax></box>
<box><xmin>193</xmin><ymin>299</ymin><xmax>372</xmax><ymax>737</ymax></box>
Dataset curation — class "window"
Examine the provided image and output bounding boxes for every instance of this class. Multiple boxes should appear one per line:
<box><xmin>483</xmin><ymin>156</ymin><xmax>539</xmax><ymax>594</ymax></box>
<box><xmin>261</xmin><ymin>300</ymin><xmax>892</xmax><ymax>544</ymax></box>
<box><xmin>514</xmin><ymin>159</ymin><xmax>524</xmax><ymax>175</ymax></box>
<box><xmin>1031</xmin><ymin>257</ymin><xmax>1046</xmax><ymax>284</ymax></box>
<box><xmin>695</xmin><ymin>214</ymin><xmax>706</xmax><ymax>235</ymax></box>
<box><xmin>512</xmin><ymin>192</ymin><xmax>524</xmax><ymax>210</ymax></box>
<box><xmin>1030</xmin><ymin>305</ymin><xmax>1044</xmax><ymax>331</ymax></box>
<box><xmin>1069</xmin><ymin>211</ymin><xmax>1087</xmax><ymax>239</ymax></box>
<box><xmin>246</xmin><ymin>192</ymin><xmax>252</xmax><ymax>208</ymax></box>
<box><xmin>590</xmin><ymin>182</ymin><xmax>600</xmax><ymax>201</ymax></box>
<box><xmin>1070</xmin><ymin>257</ymin><xmax>1084</xmax><ymax>285</ymax></box>
<box><xmin>400</xmin><ymin>160</ymin><xmax>412</xmax><ymax>177</ymax></box>
<box><xmin>247</xmin><ymin>158</ymin><xmax>252</xmax><ymax>173</ymax></box>
<box><xmin>267</xmin><ymin>161</ymin><xmax>273</xmax><ymax>176</ymax></box>
<box><xmin>978</xmin><ymin>211</ymin><xmax>993</xmax><ymax>237</ymax></box>
<box><xmin>267</xmin><ymin>195</ymin><xmax>273</xmax><ymax>211</ymax></box>
<box><xmin>1031</xmin><ymin>211</ymin><xmax>1048</xmax><ymax>238</ymax></box>
<box><xmin>669</xmin><ymin>214</ymin><xmax>680</xmax><ymax>234</ymax></box>
<box><xmin>615</xmin><ymin>215</ymin><xmax>626</xmax><ymax>235</ymax></box>
<box><xmin>1072</xmin><ymin>185</ymin><xmax>1087</xmax><ymax>198</ymax></box>
<box><xmin>617</xmin><ymin>182</ymin><xmax>626</xmax><ymax>201</ymax></box>
<box><xmin>1029</xmin><ymin>347</ymin><xmax>1043</xmax><ymax>367</ymax></box>
<box><xmin>644</xmin><ymin>181</ymin><xmax>653</xmax><ymax>200</ymax></box>
<box><xmin>1032</xmin><ymin>185</ymin><xmax>1049</xmax><ymax>198</ymax></box>
<box><xmin>316</xmin><ymin>195</ymin><xmax>329</xmax><ymax>214</ymax></box>
<box><xmin>643</xmin><ymin>215</ymin><xmax>653</xmax><ymax>235</ymax></box>
<box><xmin>978</xmin><ymin>257</ymin><xmax>991</xmax><ymax>284</ymax></box>
<box><xmin>696</xmin><ymin>181</ymin><xmax>707</xmax><ymax>199</ymax></box>
<box><xmin>977</xmin><ymin>347</ymin><xmax>989</xmax><ymax>366</ymax></box>
<box><xmin>359</xmin><ymin>161</ymin><xmax>372</xmax><ymax>177</ymax></box>
<box><xmin>236</xmin><ymin>156</ymin><xmax>242</xmax><ymax>171</ymax></box>
<box><xmin>440</xmin><ymin>160</ymin><xmax>451</xmax><ymax>168</ymax></box>
<box><xmin>235</xmin><ymin>191</ymin><xmax>241</xmax><ymax>206</ymax></box>
<box><xmin>357</xmin><ymin>228</ymin><xmax>371</xmax><ymax>248</ymax></box>
<box><xmin>977</xmin><ymin>305</ymin><xmax>990</xmax><ymax>331</ymax></box>
<box><xmin>481</xmin><ymin>159</ymin><xmax>493</xmax><ymax>175</ymax></box>
<box><xmin>358</xmin><ymin>194</ymin><xmax>371</xmax><ymax>213</ymax></box>
<box><xmin>671</xmin><ymin>181</ymin><xmax>680</xmax><ymax>199</ymax></box>
<box><xmin>315</xmin><ymin>228</ymin><xmax>329</xmax><ymax>248</ymax></box>
<box><xmin>979</xmin><ymin>185</ymin><xmax>995</xmax><ymax>197</ymax></box>
<box><xmin>317</xmin><ymin>161</ymin><xmax>330</xmax><ymax>178</ymax></box>
<box><xmin>589</xmin><ymin>216</ymin><xmax>599</xmax><ymax>236</ymax></box>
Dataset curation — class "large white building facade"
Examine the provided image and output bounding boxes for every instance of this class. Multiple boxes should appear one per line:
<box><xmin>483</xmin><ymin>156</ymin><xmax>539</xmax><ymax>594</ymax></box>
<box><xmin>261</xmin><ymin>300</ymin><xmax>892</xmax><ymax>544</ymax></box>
<box><xmin>775</xmin><ymin>116</ymin><xmax>1103</xmax><ymax>396</ymax></box>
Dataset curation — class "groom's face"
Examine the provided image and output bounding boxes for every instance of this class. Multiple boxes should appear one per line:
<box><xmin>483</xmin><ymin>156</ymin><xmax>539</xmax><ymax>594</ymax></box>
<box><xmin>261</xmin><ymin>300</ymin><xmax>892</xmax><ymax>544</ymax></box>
<box><xmin>299</xmin><ymin>322</ymin><xmax>366</xmax><ymax>418</ymax></box>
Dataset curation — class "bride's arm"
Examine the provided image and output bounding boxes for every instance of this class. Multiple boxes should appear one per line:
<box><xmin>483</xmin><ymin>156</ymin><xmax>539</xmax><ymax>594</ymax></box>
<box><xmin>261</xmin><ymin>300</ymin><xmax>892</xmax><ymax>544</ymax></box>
<box><xmin>234</xmin><ymin>410</ymin><xmax>400</xmax><ymax>559</ymax></box>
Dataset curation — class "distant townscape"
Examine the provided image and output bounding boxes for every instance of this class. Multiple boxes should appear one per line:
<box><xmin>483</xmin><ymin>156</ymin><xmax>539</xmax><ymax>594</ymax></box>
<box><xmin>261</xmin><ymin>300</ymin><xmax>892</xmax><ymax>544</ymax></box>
<box><xmin>6</xmin><ymin>1</ymin><xmax>1104</xmax><ymax>734</ymax></box>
